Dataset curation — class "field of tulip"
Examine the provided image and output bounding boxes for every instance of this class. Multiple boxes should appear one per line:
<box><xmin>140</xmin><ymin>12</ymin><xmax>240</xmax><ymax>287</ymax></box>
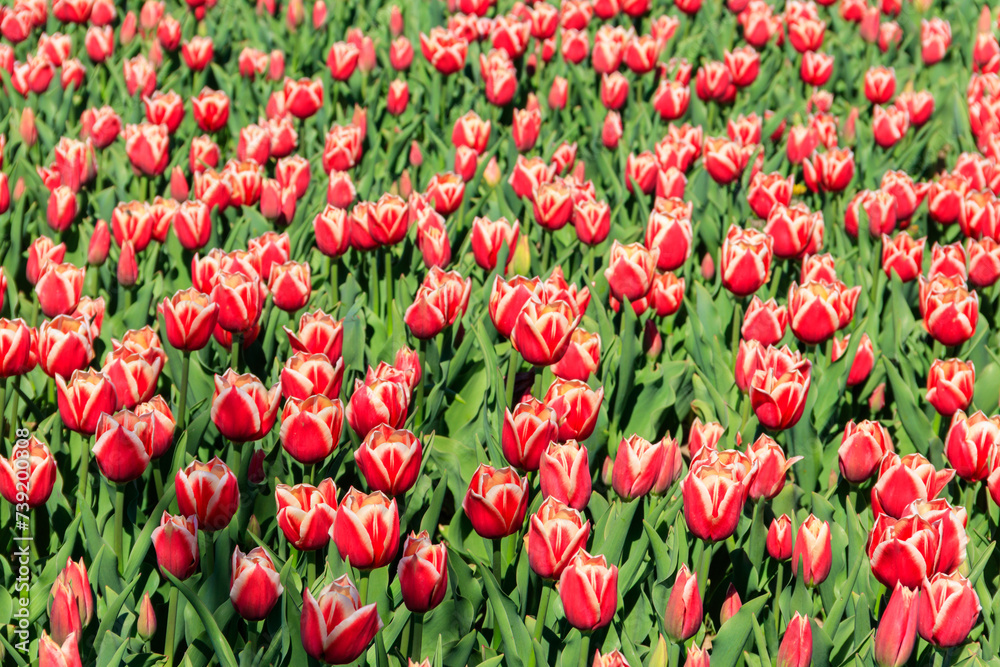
<box><xmin>4</xmin><ymin>0</ymin><xmax>1000</xmax><ymax>665</ymax></box>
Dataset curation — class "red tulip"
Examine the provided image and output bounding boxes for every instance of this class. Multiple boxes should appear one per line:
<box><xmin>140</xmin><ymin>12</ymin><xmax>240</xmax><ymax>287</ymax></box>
<box><xmin>920</xmin><ymin>276</ymin><xmax>979</xmax><ymax>346</ymax></box>
<box><xmin>552</xmin><ymin>329</ymin><xmax>601</xmax><ymax>382</ymax></box>
<box><xmin>747</xmin><ymin>435</ymin><xmax>801</xmax><ymax>500</ymax></box>
<box><xmin>211</xmin><ymin>369</ymin><xmax>280</xmax><ymax>443</ymax></box>
<box><xmin>926</xmin><ymin>359</ymin><xmax>975</xmax><ymax>416</ymax></box>
<box><xmin>768</xmin><ymin>514</ymin><xmax>793</xmax><ymax>560</ymax></box>
<box><xmin>868</xmin><ymin>514</ymin><xmax>942</xmax><ymax>589</ymax></box>
<box><xmin>39</xmin><ymin>630</ymin><xmax>82</xmax><ymax>667</ymax></box>
<box><xmin>346</xmin><ymin>374</ymin><xmax>410</xmax><ymax>438</ymax></box>
<box><xmin>463</xmin><ymin>464</ymin><xmax>529</xmax><ymax>539</ymax></box>
<box><xmin>788</xmin><ymin>281</ymin><xmax>861</xmax><ymax>344</ymax></box>
<box><xmin>864</xmin><ymin>66</ymin><xmax>896</xmax><ymax>104</ymax></box>
<box><xmin>539</xmin><ymin>440</ymin><xmax>592</xmax><ymax>510</ymax></box>
<box><xmin>230</xmin><ymin>546</ymin><xmax>283</xmax><ymax>620</ymax></box>
<box><xmin>301</xmin><ymin>576</ymin><xmax>382</xmax><ymax>664</ymax></box>
<box><xmin>882</xmin><ymin>233</ymin><xmax>925</xmax><ymax>283</ymax></box>
<box><xmin>874</xmin><ymin>583</ymin><xmax>920</xmax><ymax>667</ymax></box>
<box><xmin>604</xmin><ymin>241</ymin><xmax>658</xmax><ymax>302</ymax></box>
<box><xmin>803</xmin><ymin>148</ymin><xmax>855</xmax><ymax>193</ymax></box>
<box><xmin>47</xmin><ymin>560</ymin><xmax>93</xmax><ymax>645</ymax></box>
<box><xmin>944</xmin><ymin>410</ymin><xmax>1000</xmax><ymax>482</ymax></box>
<box><xmin>721</xmin><ymin>226</ymin><xmax>772</xmax><ymax>296</ymax></box>
<box><xmin>404</xmin><ymin>268</ymin><xmax>471</xmax><ymax>340</ymax></box>
<box><xmin>397</xmin><ymin>531</ymin><xmax>449</xmax><ymax>612</ymax></box>
<box><xmin>573</xmin><ymin>198</ymin><xmax>612</xmax><ymax>246</ymax></box>
<box><xmin>502</xmin><ymin>397</ymin><xmax>557</xmax><ymax>472</ymax></box>
<box><xmin>279</xmin><ymin>395</ymin><xmax>344</xmax><ymax>465</ymax></box>
<box><xmin>276</xmin><ymin>479</ymin><xmax>338</xmax><ymax>551</ymax></box>
<box><xmin>92</xmin><ymin>410</ymin><xmax>154</xmax><ymax>483</ymax></box>
<box><xmin>664</xmin><ymin>564</ymin><xmax>702</xmax><ymax>641</ymax></box>
<box><xmin>777</xmin><ymin>614</ymin><xmax>813</xmax><ymax>667</ymax></box>
<box><xmin>525</xmin><ymin>497</ymin><xmax>590</xmax><ymax>579</ymax></box>
<box><xmin>558</xmin><ymin>551</ymin><xmax>618</xmax><ymax>630</ymax></box>
<box><xmin>511</xmin><ymin>300</ymin><xmax>580</xmax><ymax>366</ymax></box>
<box><xmin>191</xmin><ymin>88</ymin><xmax>230</xmax><ymax>132</ymax></box>
<box><xmin>873</xmin><ymin>104</ymin><xmax>909</xmax><ymax>148</ymax></box>
<box><xmin>831</xmin><ymin>334</ymin><xmax>875</xmax><ymax>387</ymax></box>
<box><xmin>157</xmin><ymin>289</ymin><xmax>219</xmax><ymax>352</ymax></box>
<box><xmin>151</xmin><ymin>512</ymin><xmax>199</xmax><ymax>580</ymax></box>
<box><xmin>211</xmin><ymin>272</ymin><xmax>262</xmax><ymax>334</ymax></box>
<box><xmin>333</xmin><ymin>487</ymin><xmax>400</xmax><ymax>569</ymax></box>
<box><xmin>791</xmin><ymin>514</ymin><xmax>832</xmax><ymax>586</ymax></box>
<box><xmin>681</xmin><ymin>452</ymin><xmax>756</xmax><ymax>541</ymax></box>
<box><xmin>175</xmin><ymin>457</ymin><xmax>239</xmax><ymax>531</ymax></box>
<box><xmin>36</xmin><ymin>315</ymin><xmax>92</xmax><ymax>379</ymax></box>
<box><xmin>354</xmin><ymin>424</ymin><xmax>422</xmax><ymax>496</ymax></box>
<box><xmin>741</xmin><ymin>297</ymin><xmax>787</xmax><ymax>346</ymax></box>
<box><xmin>284</xmin><ymin>310</ymin><xmax>343</xmax><ymax>359</ymax></box>
<box><xmin>748</xmin><ymin>171</ymin><xmax>794</xmax><ymax>219</ymax></box>
<box><xmin>612</xmin><ymin>434</ymin><xmax>666</xmax><ymax>500</ymax></box>
<box><xmin>545</xmin><ymin>379</ymin><xmax>603</xmax><ymax>442</ymax></box>
<box><xmin>57</xmin><ymin>370</ymin><xmax>118</xmax><ymax>435</ymax></box>
<box><xmin>749</xmin><ymin>364</ymin><xmax>811</xmax><ymax>431</ymax></box>
<box><xmin>918</xmin><ymin>573</ymin><xmax>981</xmax><ymax>647</ymax></box>
<box><xmin>0</xmin><ymin>436</ymin><xmax>56</xmax><ymax>508</ymax></box>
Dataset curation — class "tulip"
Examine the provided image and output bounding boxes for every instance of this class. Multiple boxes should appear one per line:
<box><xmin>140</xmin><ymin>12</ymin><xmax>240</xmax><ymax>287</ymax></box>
<box><xmin>747</xmin><ymin>435</ymin><xmax>801</xmax><ymax>500</ymax></box>
<box><xmin>918</xmin><ymin>573</ymin><xmax>981</xmax><ymax>647</ymax></box>
<box><xmin>211</xmin><ymin>272</ymin><xmax>262</xmax><ymax>334</ymax></box>
<box><xmin>944</xmin><ymin>411</ymin><xmax>1000</xmax><ymax>482</ymax></box>
<box><xmin>868</xmin><ymin>514</ymin><xmax>941</xmax><ymax>589</ymax></box>
<box><xmin>511</xmin><ymin>300</ymin><xmax>580</xmax><ymax>367</ymax></box>
<box><xmin>0</xmin><ymin>436</ymin><xmax>56</xmax><ymax>508</ymax></box>
<box><xmin>872</xmin><ymin>584</ymin><xmax>920</xmax><ymax>667</ymax></box>
<box><xmin>175</xmin><ymin>458</ymin><xmax>240</xmax><ymax>531</ymax></box>
<box><xmin>663</xmin><ymin>564</ymin><xmax>702</xmax><ymax>641</ymax></box>
<box><xmin>92</xmin><ymin>410</ymin><xmax>154</xmax><ymax>483</ymax></box>
<box><xmin>285</xmin><ymin>310</ymin><xmax>343</xmax><ymax>360</ymax></box>
<box><xmin>882</xmin><ymin>233</ymin><xmax>925</xmax><ymax>283</ymax></box>
<box><xmin>552</xmin><ymin>329</ymin><xmax>601</xmax><ymax>382</ymax></box>
<box><xmin>279</xmin><ymin>395</ymin><xmax>344</xmax><ymax>465</ymax></box>
<box><xmin>230</xmin><ymin>546</ymin><xmax>283</xmax><ymax>620</ymax></box>
<box><xmin>791</xmin><ymin>514</ymin><xmax>831</xmax><ymax>586</ymax></box>
<box><xmin>354</xmin><ymin>424</ymin><xmax>422</xmax><ymax>496</ymax></box>
<box><xmin>36</xmin><ymin>262</ymin><xmax>85</xmax><ymax>318</ymax></box>
<box><xmin>605</xmin><ymin>242</ymin><xmax>659</xmax><ymax>302</ymax></box>
<box><xmin>37</xmin><ymin>315</ymin><xmax>93</xmax><ymax>380</ymax></box>
<box><xmin>49</xmin><ymin>568</ymin><xmax>90</xmax><ymax>646</ymax></box>
<box><xmin>57</xmin><ymin>370</ymin><xmax>118</xmax><ymax>435</ymax></box>
<box><xmin>151</xmin><ymin>512</ymin><xmax>199</xmax><ymax>580</ymax></box>
<box><xmin>346</xmin><ymin>375</ymin><xmax>410</xmax><ymax>438</ymax></box>
<box><xmin>333</xmin><ymin>487</ymin><xmax>400</xmax><ymax>569</ymax></box>
<box><xmin>471</xmin><ymin>216</ymin><xmax>520</xmax><ymax>271</ymax></box>
<box><xmin>276</xmin><ymin>479</ymin><xmax>338</xmax><ymax>551</ymax></box>
<box><xmin>211</xmin><ymin>370</ymin><xmax>281</xmax><ymax>443</ymax></box>
<box><xmin>544</xmin><ymin>379</ymin><xmax>603</xmax><ymax>442</ymax></box>
<box><xmin>558</xmin><ymin>551</ymin><xmax>618</xmax><ymax>630</ymax></box>
<box><xmin>926</xmin><ymin>359</ymin><xmax>975</xmax><ymax>416</ymax></box>
<box><xmin>749</xmin><ymin>364</ymin><xmax>811</xmax><ymax>431</ymax></box>
<box><xmin>404</xmin><ymin>268</ymin><xmax>472</xmax><ymax>340</ymax></box>
<box><xmin>768</xmin><ymin>515</ymin><xmax>793</xmax><ymax>560</ymax></box>
<box><xmin>720</xmin><ymin>226</ymin><xmax>772</xmax><ymax>297</ymax></box>
<box><xmin>920</xmin><ymin>276</ymin><xmax>979</xmax><ymax>346</ymax></box>
<box><xmin>525</xmin><ymin>497</ymin><xmax>590</xmax><ymax>580</ymax></box>
<box><xmin>463</xmin><ymin>464</ymin><xmax>529</xmax><ymax>539</ymax></box>
<box><xmin>157</xmin><ymin>289</ymin><xmax>219</xmax><ymax>352</ymax></box>
<box><xmin>681</xmin><ymin>454</ymin><xmax>755</xmax><ymax>541</ymax></box>
<box><xmin>539</xmin><ymin>440</ymin><xmax>592</xmax><ymax>511</ymax></box>
<box><xmin>803</xmin><ymin>148</ymin><xmax>855</xmax><ymax>192</ymax></box>
<box><xmin>831</xmin><ymin>334</ymin><xmax>875</xmax><ymax>387</ymax></box>
<box><xmin>612</xmin><ymin>435</ymin><xmax>666</xmax><ymax>500</ymax></box>
<box><xmin>777</xmin><ymin>614</ymin><xmax>813</xmax><ymax>667</ymax></box>
<box><xmin>489</xmin><ymin>276</ymin><xmax>541</xmax><ymax>339</ymax></box>
<box><xmin>838</xmin><ymin>419</ymin><xmax>894</xmax><ymax>484</ymax></box>
<box><xmin>787</xmin><ymin>281</ymin><xmax>861</xmax><ymax>345</ymax></box>
<box><xmin>398</xmin><ymin>531</ymin><xmax>449</xmax><ymax>613</ymax></box>
<box><xmin>301</xmin><ymin>576</ymin><xmax>382</xmax><ymax>664</ymax></box>
<box><xmin>741</xmin><ymin>297</ymin><xmax>787</xmax><ymax>346</ymax></box>
<box><xmin>280</xmin><ymin>352</ymin><xmax>342</xmax><ymax>402</ymax></box>
<box><xmin>39</xmin><ymin>630</ymin><xmax>82</xmax><ymax>667</ymax></box>
<box><xmin>502</xmin><ymin>398</ymin><xmax>557</xmax><ymax>472</ymax></box>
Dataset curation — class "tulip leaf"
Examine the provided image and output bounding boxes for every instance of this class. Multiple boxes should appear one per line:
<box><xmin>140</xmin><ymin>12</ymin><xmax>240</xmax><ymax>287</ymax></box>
<box><xmin>162</xmin><ymin>570</ymin><xmax>240</xmax><ymax>667</ymax></box>
<box><xmin>709</xmin><ymin>594</ymin><xmax>768</xmax><ymax>667</ymax></box>
<box><xmin>476</xmin><ymin>555</ymin><xmax>529</xmax><ymax>667</ymax></box>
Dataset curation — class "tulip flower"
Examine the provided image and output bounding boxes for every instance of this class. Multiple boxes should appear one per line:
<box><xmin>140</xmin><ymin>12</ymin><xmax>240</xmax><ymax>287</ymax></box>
<box><xmin>36</xmin><ymin>315</ymin><xmax>92</xmax><ymax>379</ymax></box>
<box><xmin>918</xmin><ymin>573</ymin><xmax>981</xmax><ymax>647</ymax></box>
<box><xmin>721</xmin><ymin>226</ymin><xmax>772</xmax><ymax>297</ymax></box>
<box><xmin>57</xmin><ymin>370</ymin><xmax>119</xmax><ymax>435</ymax></box>
<box><xmin>539</xmin><ymin>440</ymin><xmax>592</xmax><ymax>511</ymax></box>
<box><xmin>777</xmin><ymin>614</ymin><xmax>812</xmax><ymax>667</ymax></box>
<box><xmin>868</xmin><ymin>514</ymin><xmax>942</xmax><ymax>589</ymax></box>
<box><xmin>354</xmin><ymin>424</ymin><xmax>422</xmax><ymax>496</ymax></box>
<box><xmin>502</xmin><ymin>398</ymin><xmax>557</xmax><ymax>472</ymax></box>
<box><xmin>791</xmin><ymin>514</ymin><xmax>831</xmax><ymax>586</ymax></box>
<box><xmin>463</xmin><ymin>464</ymin><xmax>529</xmax><ymax>539</ymax></box>
<box><xmin>404</xmin><ymin>268</ymin><xmax>472</xmax><ymax>340</ymax></box>
<box><xmin>574</xmin><ymin>198</ymin><xmax>612</xmax><ymax>246</ymax></box>
<box><xmin>741</xmin><ymin>297</ymin><xmax>787</xmax><ymax>346</ymax></box>
<box><xmin>525</xmin><ymin>498</ymin><xmax>590</xmax><ymax>580</ymax></box>
<box><xmin>230</xmin><ymin>546</ymin><xmax>283</xmax><ymax>620</ymax></box>
<box><xmin>920</xmin><ymin>276</ymin><xmax>979</xmax><ymax>346</ymax></box>
<box><xmin>36</xmin><ymin>263</ymin><xmax>85</xmax><ymax>318</ymax></box>
<box><xmin>39</xmin><ymin>630</ymin><xmax>82</xmax><ymax>667</ymax></box>
<box><xmin>279</xmin><ymin>395</ymin><xmax>344</xmax><ymax>465</ymax></box>
<box><xmin>874</xmin><ymin>583</ymin><xmax>920</xmax><ymax>667</ymax></box>
<box><xmin>749</xmin><ymin>364</ymin><xmax>811</xmax><ymax>431</ymax></box>
<box><xmin>768</xmin><ymin>515</ymin><xmax>793</xmax><ymax>560</ymax></box>
<box><xmin>838</xmin><ymin>420</ymin><xmax>894</xmax><ymax>484</ymax></box>
<box><xmin>175</xmin><ymin>457</ymin><xmax>240</xmax><ymax>531</ymax></box>
<box><xmin>944</xmin><ymin>411</ymin><xmax>1000</xmax><ymax>482</ymax></box>
<box><xmin>558</xmin><ymin>551</ymin><xmax>618</xmax><ymax>630</ymax></box>
<box><xmin>284</xmin><ymin>310</ymin><xmax>344</xmax><ymax>360</ymax></box>
<box><xmin>158</xmin><ymin>289</ymin><xmax>219</xmax><ymax>352</ymax></box>
<box><xmin>333</xmin><ymin>487</ymin><xmax>400</xmax><ymax>569</ymax></box>
<box><xmin>682</xmin><ymin>453</ymin><xmax>756</xmax><ymax>541</ymax></box>
<box><xmin>275</xmin><ymin>479</ymin><xmax>338</xmax><ymax>551</ymax></box>
<box><xmin>552</xmin><ymin>329</ymin><xmax>601</xmax><ymax>382</ymax></box>
<box><xmin>92</xmin><ymin>410</ymin><xmax>154</xmax><ymax>484</ymax></box>
<box><xmin>787</xmin><ymin>281</ymin><xmax>861</xmax><ymax>345</ymax></box>
<box><xmin>664</xmin><ymin>564</ymin><xmax>702</xmax><ymax>641</ymax></box>
<box><xmin>346</xmin><ymin>374</ymin><xmax>410</xmax><ymax>438</ymax></box>
<box><xmin>151</xmin><ymin>512</ymin><xmax>199</xmax><ymax>580</ymax></box>
<box><xmin>747</xmin><ymin>435</ymin><xmax>801</xmax><ymax>500</ymax></box>
<box><xmin>0</xmin><ymin>318</ymin><xmax>31</xmax><ymax>379</ymax></box>
<box><xmin>0</xmin><ymin>436</ymin><xmax>56</xmax><ymax>508</ymax></box>
<box><xmin>510</xmin><ymin>300</ymin><xmax>580</xmax><ymax>367</ymax></box>
<box><xmin>211</xmin><ymin>370</ymin><xmax>281</xmax><ymax>443</ymax></box>
<box><xmin>396</xmin><ymin>531</ymin><xmax>448</xmax><ymax>613</ymax></box>
<box><xmin>280</xmin><ymin>352</ymin><xmax>342</xmax><ymax>401</ymax></box>
<box><xmin>301</xmin><ymin>576</ymin><xmax>382</xmax><ymax>664</ymax></box>
<box><xmin>544</xmin><ymin>379</ymin><xmax>604</xmax><ymax>442</ymax></box>
<box><xmin>612</xmin><ymin>434</ymin><xmax>666</xmax><ymax>500</ymax></box>
<box><xmin>926</xmin><ymin>359</ymin><xmax>975</xmax><ymax>416</ymax></box>
<box><xmin>489</xmin><ymin>276</ymin><xmax>542</xmax><ymax>339</ymax></box>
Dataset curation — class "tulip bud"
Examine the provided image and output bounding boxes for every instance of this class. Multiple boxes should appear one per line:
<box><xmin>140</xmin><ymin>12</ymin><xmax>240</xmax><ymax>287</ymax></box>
<box><xmin>918</xmin><ymin>573</ymin><xmax>981</xmax><ymax>647</ymax></box>
<box><xmin>397</xmin><ymin>531</ymin><xmax>449</xmax><ymax>613</ymax></box>
<box><xmin>302</xmin><ymin>577</ymin><xmax>382</xmax><ymax>664</ymax></box>
<box><xmin>613</xmin><ymin>434</ymin><xmax>666</xmax><ymax>500</ymax></box>
<box><xmin>230</xmin><ymin>546</ymin><xmax>284</xmax><ymax>620</ymax></box>
<box><xmin>116</xmin><ymin>240</ymin><xmax>139</xmax><ymax>288</ymax></box>
<box><xmin>463</xmin><ymin>465</ymin><xmax>530</xmax><ymax>539</ymax></box>
<box><xmin>20</xmin><ymin>108</ymin><xmax>37</xmax><ymax>147</ymax></box>
<box><xmin>767</xmin><ymin>514</ymin><xmax>793</xmax><ymax>560</ymax></box>
<box><xmin>525</xmin><ymin>498</ymin><xmax>590</xmax><ymax>580</ymax></box>
<box><xmin>791</xmin><ymin>515</ymin><xmax>832</xmax><ymax>586</ymax></box>
<box><xmin>874</xmin><ymin>584</ymin><xmax>920</xmax><ymax>667</ymax></box>
<box><xmin>137</xmin><ymin>592</ymin><xmax>157</xmax><ymax>641</ymax></box>
<box><xmin>558</xmin><ymin>551</ymin><xmax>618</xmax><ymax>630</ymax></box>
<box><xmin>720</xmin><ymin>584</ymin><xmax>742</xmax><ymax>625</ymax></box>
<box><xmin>777</xmin><ymin>614</ymin><xmax>813</xmax><ymax>667</ymax></box>
<box><xmin>334</xmin><ymin>488</ymin><xmax>400</xmax><ymax>569</ymax></box>
<box><xmin>664</xmin><ymin>564</ymin><xmax>703</xmax><ymax>641</ymax></box>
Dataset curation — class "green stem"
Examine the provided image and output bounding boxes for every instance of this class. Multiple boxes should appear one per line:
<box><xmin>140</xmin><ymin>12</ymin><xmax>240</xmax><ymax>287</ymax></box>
<box><xmin>329</xmin><ymin>257</ymin><xmax>339</xmax><ymax>314</ymax></box>
<box><xmin>307</xmin><ymin>550</ymin><xmax>317</xmax><ymax>586</ymax></box>
<box><xmin>114</xmin><ymin>486</ymin><xmax>125</xmax><ymax>576</ymax></box>
<box><xmin>578</xmin><ymin>634</ymin><xmax>591</xmax><ymax>667</ymax></box>
<box><xmin>506</xmin><ymin>349</ymin><xmax>519</xmax><ymax>407</ymax></box>
<box><xmin>416</xmin><ymin>338</ymin><xmax>427</xmax><ymax>432</ymax></box>
<box><xmin>541</xmin><ymin>231</ymin><xmax>552</xmax><ymax>273</ymax></box>
<box><xmin>385</xmin><ymin>249</ymin><xmax>394</xmax><ymax>337</ymax></box>
<box><xmin>0</xmin><ymin>376</ymin><xmax>6</xmax><ymax>445</ymax></box>
<box><xmin>408</xmin><ymin>612</ymin><xmax>424</xmax><ymax>661</ymax></box>
<box><xmin>177</xmin><ymin>352</ymin><xmax>191</xmax><ymax>432</ymax></box>
<box><xmin>774</xmin><ymin>561</ymin><xmax>784</xmax><ymax>636</ymax></box>
<box><xmin>153</xmin><ymin>467</ymin><xmax>164</xmax><ymax>500</ymax></box>
<box><xmin>165</xmin><ymin>587</ymin><xmax>178</xmax><ymax>667</ymax></box>
<box><xmin>493</xmin><ymin>537</ymin><xmax>503</xmax><ymax>585</ymax></box>
<box><xmin>231</xmin><ymin>333</ymin><xmax>241</xmax><ymax>372</ymax></box>
<box><xmin>359</xmin><ymin>569</ymin><xmax>369</xmax><ymax>606</ymax></box>
<box><xmin>533</xmin><ymin>583</ymin><xmax>552</xmax><ymax>644</ymax></box>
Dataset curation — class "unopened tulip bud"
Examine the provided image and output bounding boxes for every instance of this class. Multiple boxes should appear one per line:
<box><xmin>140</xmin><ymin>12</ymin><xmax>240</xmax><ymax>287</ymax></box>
<box><xmin>874</xmin><ymin>584</ymin><xmax>919</xmax><ymax>667</ymax></box>
<box><xmin>89</xmin><ymin>220</ymin><xmax>111</xmax><ymax>266</ymax></box>
<box><xmin>664</xmin><ymin>564</ymin><xmax>702</xmax><ymax>641</ymax></box>
<box><xmin>20</xmin><ymin>108</ymin><xmax>37</xmax><ymax>147</ymax></box>
<box><xmin>117</xmin><ymin>240</ymin><xmax>139</xmax><ymax>287</ymax></box>
<box><xmin>720</xmin><ymin>584</ymin><xmax>742</xmax><ymax>625</ymax></box>
<box><xmin>137</xmin><ymin>592</ymin><xmax>157</xmax><ymax>641</ymax></box>
<box><xmin>777</xmin><ymin>614</ymin><xmax>813</xmax><ymax>667</ymax></box>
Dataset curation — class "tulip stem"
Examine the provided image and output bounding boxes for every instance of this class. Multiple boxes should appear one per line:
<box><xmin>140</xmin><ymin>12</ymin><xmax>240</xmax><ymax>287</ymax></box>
<box><xmin>307</xmin><ymin>552</ymin><xmax>317</xmax><ymax>586</ymax></box>
<box><xmin>533</xmin><ymin>583</ymin><xmax>551</xmax><ymax>644</ymax></box>
<box><xmin>384</xmin><ymin>249</ymin><xmax>394</xmax><ymax>337</ymax></box>
<box><xmin>416</xmin><ymin>339</ymin><xmax>427</xmax><ymax>431</ymax></box>
<box><xmin>114</xmin><ymin>485</ymin><xmax>125</xmax><ymax>576</ymax></box>
<box><xmin>578</xmin><ymin>633</ymin><xmax>590</xmax><ymax>667</ymax></box>
<box><xmin>177</xmin><ymin>352</ymin><xmax>191</xmax><ymax>433</ymax></box>
<box><xmin>0</xmin><ymin>376</ymin><xmax>6</xmax><ymax>445</ymax></box>
<box><xmin>493</xmin><ymin>538</ymin><xmax>503</xmax><ymax>585</ymax></box>
<box><xmin>329</xmin><ymin>258</ymin><xmax>339</xmax><ymax>314</ymax></box>
<box><xmin>231</xmin><ymin>333</ymin><xmax>241</xmax><ymax>372</ymax></box>
<box><xmin>505</xmin><ymin>349</ymin><xmax>519</xmax><ymax>409</ymax></box>
<box><xmin>774</xmin><ymin>561</ymin><xmax>784</xmax><ymax>635</ymax></box>
<box><xmin>165</xmin><ymin>587</ymin><xmax>178</xmax><ymax>667</ymax></box>
<box><xmin>408</xmin><ymin>612</ymin><xmax>423</xmax><ymax>661</ymax></box>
